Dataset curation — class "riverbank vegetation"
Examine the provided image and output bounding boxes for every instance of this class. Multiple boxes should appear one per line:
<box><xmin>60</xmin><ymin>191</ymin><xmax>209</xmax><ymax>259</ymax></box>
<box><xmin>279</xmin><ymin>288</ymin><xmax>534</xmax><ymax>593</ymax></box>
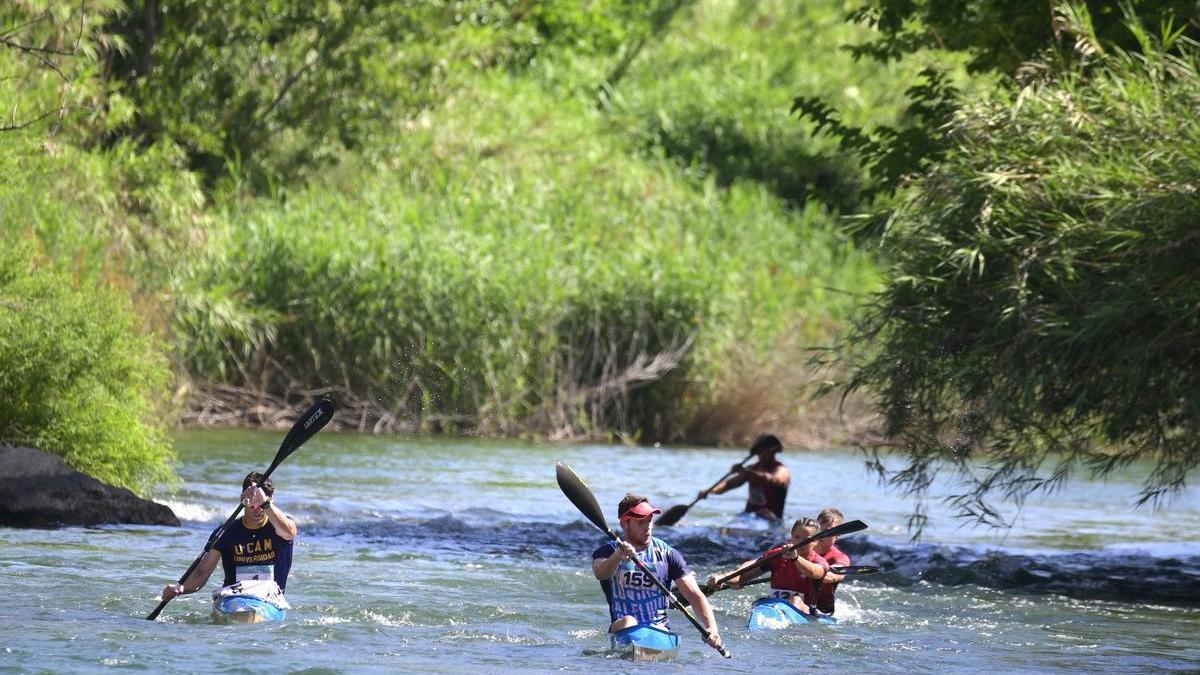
<box><xmin>807</xmin><ymin>1</ymin><xmax>1200</xmax><ymax>531</ymax></box>
<box><xmin>3</xmin><ymin>0</ymin><xmax>904</xmax><ymax>492</ymax></box>
<box><xmin>4</xmin><ymin>0</ymin><xmax>1199</xmax><ymax>522</ymax></box>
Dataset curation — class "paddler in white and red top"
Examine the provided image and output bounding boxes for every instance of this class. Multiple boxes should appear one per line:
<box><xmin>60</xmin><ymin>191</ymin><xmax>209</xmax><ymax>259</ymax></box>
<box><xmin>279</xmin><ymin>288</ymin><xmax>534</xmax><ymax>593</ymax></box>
<box><xmin>706</xmin><ymin>517</ymin><xmax>830</xmax><ymax>615</ymax></box>
<box><xmin>814</xmin><ymin>506</ymin><xmax>851</xmax><ymax>614</ymax></box>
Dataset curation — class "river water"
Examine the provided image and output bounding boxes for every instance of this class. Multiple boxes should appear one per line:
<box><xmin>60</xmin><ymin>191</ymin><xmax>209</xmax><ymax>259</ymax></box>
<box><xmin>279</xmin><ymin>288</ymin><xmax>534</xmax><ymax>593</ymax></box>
<box><xmin>1</xmin><ymin>429</ymin><xmax>1197</xmax><ymax>673</ymax></box>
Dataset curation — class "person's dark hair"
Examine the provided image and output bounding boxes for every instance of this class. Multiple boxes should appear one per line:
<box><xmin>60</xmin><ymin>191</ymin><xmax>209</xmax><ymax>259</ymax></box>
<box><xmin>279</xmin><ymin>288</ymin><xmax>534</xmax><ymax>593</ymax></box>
<box><xmin>750</xmin><ymin>434</ymin><xmax>783</xmax><ymax>455</ymax></box>
<box><xmin>242</xmin><ymin>471</ymin><xmax>274</xmax><ymax>497</ymax></box>
<box><xmin>617</xmin><ymin>493</ymin><xmax>649</xmax><ymax>519</ymax></box>
<box><xmin>791</xmin><ymin>517</ymin><xmax>819</xmax><ymax>535</ymax></box>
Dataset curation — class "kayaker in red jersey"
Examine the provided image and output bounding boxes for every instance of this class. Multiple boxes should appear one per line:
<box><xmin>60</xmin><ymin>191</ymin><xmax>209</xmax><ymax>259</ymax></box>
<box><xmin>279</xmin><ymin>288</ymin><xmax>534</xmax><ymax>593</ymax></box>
<box><xmin>706</xmin><ymin>517</ymin><xmax>830</xmax><ymax>614</ymax></box>
<box><xmin>159</xmin><ymin>472</ymin><xmax>298</xmax><ymax>602</ymax></box>
<box><xmin>698</xmin><ymin>434</ymin><xmax>790</xmax><ymax>521</ymax></box>
<box><xmin>814</xmin><ymin>507</ymin><xmax>850</xmax><ymax>614</ymax></box>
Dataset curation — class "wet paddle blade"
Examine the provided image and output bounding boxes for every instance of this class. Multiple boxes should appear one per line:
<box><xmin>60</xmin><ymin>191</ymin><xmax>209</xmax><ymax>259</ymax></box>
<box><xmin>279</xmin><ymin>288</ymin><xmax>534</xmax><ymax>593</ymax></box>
<box><xmin>831</xmin><ymin>565</ymin><xmax>880</xmax><ymax>575</ymax></box>
<box><xmin>800</xmin><ymin>519</ymin><xmax>868</xmax><ymax>546</ymax></box>
<box><xmin>263</xmin><ymin>398</ymin><xmax>335</xmax><ymax>477</ymax></box>
<box><xmin>555</xmin><ymin>462</ymin><xmax>615</xmax><ymax>538</ymax></box>
<box><xmin>655</xmin><ymin>504</ymin><xmax>690</xmax><ymax>527</ymax></box>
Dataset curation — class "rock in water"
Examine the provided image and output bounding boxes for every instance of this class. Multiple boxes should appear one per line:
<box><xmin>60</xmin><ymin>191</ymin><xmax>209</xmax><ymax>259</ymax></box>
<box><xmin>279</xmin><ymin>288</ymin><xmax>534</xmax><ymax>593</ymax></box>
<box><xmin>0</xmin><ymin>444</ymin><xmax>179</xmax><ymax>528</ymax></box>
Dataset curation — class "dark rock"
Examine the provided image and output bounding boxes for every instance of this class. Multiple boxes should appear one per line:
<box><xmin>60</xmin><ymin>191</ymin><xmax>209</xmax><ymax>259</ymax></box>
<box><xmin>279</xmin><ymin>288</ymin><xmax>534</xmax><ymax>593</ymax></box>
<box><xmin>0</xmin><ymin>444</ymin><xmax>179</xmax><ymax>528</ymax></box>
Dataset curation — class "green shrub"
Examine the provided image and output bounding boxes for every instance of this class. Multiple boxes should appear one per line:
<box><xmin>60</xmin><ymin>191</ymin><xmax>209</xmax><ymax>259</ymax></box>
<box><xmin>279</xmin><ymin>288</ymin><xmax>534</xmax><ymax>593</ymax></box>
<box><xmin>0</xmin><ymin>238</ymin><xmax>174</xmax><ymax>495</ymax></box>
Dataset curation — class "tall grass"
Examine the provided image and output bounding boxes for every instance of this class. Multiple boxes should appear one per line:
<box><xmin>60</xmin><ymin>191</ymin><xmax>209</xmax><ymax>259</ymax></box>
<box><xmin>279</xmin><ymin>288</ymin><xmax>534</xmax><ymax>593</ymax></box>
<box><xmin>179</xmin><ymin>71</ymin><xmax>877</xmax><ymax>441</ymax></box>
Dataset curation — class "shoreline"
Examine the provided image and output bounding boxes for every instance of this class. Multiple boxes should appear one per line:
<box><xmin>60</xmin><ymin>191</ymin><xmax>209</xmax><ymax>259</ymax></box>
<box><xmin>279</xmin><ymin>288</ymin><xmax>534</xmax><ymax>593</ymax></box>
<box><xmin>174</xmin><ymin>383</ymin><xmax>883</xmax><ymax>451</ymax></box>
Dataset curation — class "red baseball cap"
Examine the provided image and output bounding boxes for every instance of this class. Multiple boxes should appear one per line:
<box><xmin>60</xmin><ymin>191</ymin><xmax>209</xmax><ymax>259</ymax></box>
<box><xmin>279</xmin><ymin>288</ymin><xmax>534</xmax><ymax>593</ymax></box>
<box><xmin>619</xmin><ymin>501</ymin><xmax>662</xmax><ymax>521</ymax></box>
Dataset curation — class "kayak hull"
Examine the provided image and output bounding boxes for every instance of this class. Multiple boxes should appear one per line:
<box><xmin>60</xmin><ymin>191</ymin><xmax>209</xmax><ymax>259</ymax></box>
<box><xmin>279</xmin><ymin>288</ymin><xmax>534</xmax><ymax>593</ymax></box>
<box><xmin>747</xmin><ymin>597</ymin><xmax>836</xmax><ymax>630</ymax></box>
<box><xmin>610</xmin><ymin>625</ymin><xmax>680</xmax><ymax>662</ymax></box>
<box><xmin>212</xmin><ymin>596</ymin><xmax>286</xmax><ymax>624</ymax></box>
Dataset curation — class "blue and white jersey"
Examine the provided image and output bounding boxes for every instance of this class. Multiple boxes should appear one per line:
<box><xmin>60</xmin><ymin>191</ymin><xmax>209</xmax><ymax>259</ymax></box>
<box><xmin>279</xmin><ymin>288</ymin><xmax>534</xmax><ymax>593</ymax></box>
<box><xmin>592</xmin><ymin>537</ymin><xmax>691</xmax><ymax>629</ymax></box>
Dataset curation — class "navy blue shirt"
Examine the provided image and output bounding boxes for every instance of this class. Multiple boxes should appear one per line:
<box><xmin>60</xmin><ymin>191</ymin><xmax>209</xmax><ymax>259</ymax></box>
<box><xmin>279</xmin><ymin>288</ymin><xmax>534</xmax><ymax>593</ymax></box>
<box><xmin>212</xmin><ymin>518</ymin><xmax>294</xmax><ymax>591</ymax></box>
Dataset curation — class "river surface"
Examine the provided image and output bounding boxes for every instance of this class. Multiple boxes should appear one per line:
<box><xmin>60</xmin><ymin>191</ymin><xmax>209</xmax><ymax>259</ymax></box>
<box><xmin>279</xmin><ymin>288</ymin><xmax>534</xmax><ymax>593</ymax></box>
<box><xmin>1</xmin><ymin>430</ymin><xmax>1197</xmax><ymax>673</ymax></box>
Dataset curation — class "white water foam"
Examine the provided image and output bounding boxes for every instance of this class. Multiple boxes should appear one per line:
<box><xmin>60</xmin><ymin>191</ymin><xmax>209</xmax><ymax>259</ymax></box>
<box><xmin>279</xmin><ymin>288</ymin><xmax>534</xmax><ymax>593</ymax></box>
<box><xmin>156</xmin><ymin>499</ymin><xmax>222</xmax><ymax>523</ymax></box>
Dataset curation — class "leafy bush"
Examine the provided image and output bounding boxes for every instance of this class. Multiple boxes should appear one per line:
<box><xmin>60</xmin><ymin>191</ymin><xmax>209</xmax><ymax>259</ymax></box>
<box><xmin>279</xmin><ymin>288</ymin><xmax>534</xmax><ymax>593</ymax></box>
<box><xmin>0</xmin><ymin>238</ymin><xmax>174</xmax><ymax>495</ymax></box>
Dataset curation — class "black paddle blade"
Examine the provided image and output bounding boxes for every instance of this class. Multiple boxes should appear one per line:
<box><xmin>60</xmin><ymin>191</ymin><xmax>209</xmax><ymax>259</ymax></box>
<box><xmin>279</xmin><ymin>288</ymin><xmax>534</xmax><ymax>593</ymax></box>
<box><xmin>831</xmin><ymin>565</ymin><xmax>880</xmax><ymax>575</ymax></box>
<box><xmin>801</xmin><ymin>519</ymin><xmax>868</xmax><ymax>546</ymax></box>
<box><xmin>263</xmin><ymin>398</ymin><xmax>335</xmax><ymax>477</ymax></box>
<box><xmin>655</xmin><ymin>503</ymin><xmax>690</xmax><ymax>527</ymax></box>
<box><xmin>555</xmin><ymin>462</ymin><xmax>614</xmax><ymax>537</ymax></box>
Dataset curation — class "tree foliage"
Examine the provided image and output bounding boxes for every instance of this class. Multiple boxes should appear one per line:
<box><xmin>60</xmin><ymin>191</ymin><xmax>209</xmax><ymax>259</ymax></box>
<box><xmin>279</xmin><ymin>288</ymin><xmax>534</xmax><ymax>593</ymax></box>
<box><xmin>826</xmin><ymin>16</ymin><xmax>1200</xmax><ymax>534</ymax></box>
<box><xmin>847</xmin><ymin>0</ymin><xmax>1200</xmax><ymax>76</ymax></box>
<box><xmin>98</xmin><ymin>0</ymin><xmax>691</xmax><ymax>189</ymax></box>
<box><xmin>795</xmin><ymin>1</ymin><xmax>1199</xmax><ymax>204</ymax></box>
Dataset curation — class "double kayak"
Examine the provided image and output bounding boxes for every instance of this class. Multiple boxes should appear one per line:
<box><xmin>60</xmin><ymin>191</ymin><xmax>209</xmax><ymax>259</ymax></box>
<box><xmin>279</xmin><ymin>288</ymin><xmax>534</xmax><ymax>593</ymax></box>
<box><xmin>747</xmin><ymin>597</ymin><xmax>837</xmax><ymax>630</ymax></box>
<box><xmin>610</xmin><ymin>625</ymin><xmax>680</xmax><ymax>662</ymax></box>
<box><xmin>211</xmin><ymin>580</ymin><xmax>289</xmax><ymax>624</ymax></box>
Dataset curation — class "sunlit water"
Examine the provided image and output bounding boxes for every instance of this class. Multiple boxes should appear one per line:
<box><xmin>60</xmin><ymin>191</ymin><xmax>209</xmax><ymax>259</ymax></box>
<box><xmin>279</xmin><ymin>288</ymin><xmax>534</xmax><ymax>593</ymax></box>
<box><xmin>1</xmin><ymin>429</ymin><xmax>1197</xmax><ymax>672</ymax></box>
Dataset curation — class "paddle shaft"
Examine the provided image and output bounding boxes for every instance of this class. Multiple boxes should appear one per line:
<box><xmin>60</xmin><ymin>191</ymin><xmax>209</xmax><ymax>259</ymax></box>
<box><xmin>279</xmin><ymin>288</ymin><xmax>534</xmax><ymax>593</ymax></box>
<box><xmin>145</xmin><ymin>468</ymin><xmax>274</xmax><ymax>620</ymax></box>
<box><xmin>714</xmin><ymin>519</ymin><xmax>867</xmax><ymax>588</ymax></box>
<box><xmin>602</xmin><ymin>527</ymin><xmax>732</xmax><ymax>658</ymax></box>
<box><xmin>681</xmin><ymin>567</ymin><xmax>876</xmax><ymax>607</ymax></box>
<box><xmin>727</xmin><ymin>565</ymin><xmax>880</xmax><ymax>589</ymax></box>
<box><xmin>690</xmin><ymin>450</ymin><xmax>757</xmax><ymax>506</ymax></box>
<box><xmin>655</xmin><ymin>450</ymin><xmax>756</xmax><ymax>526</ymax></box>
<box><xmin>146</xmin><ymin>399</ymin><xmax>333</xmax><ymax>621</ymax></box>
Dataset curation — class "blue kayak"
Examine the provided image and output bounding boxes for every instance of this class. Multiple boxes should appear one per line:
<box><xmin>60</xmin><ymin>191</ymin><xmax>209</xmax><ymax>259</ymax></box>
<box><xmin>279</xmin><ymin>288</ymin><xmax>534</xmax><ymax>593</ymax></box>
<box><xmin>610</xmin><ymin>625</ymin><xmax>681</xmax><ymax>661</ymax></box>
<box><xmin>747</xmin><ymin>597</ymin><xmax>837</xmax><ymax>630</ymax></box>
<box><xmin>212</xmin><ymin>595</ymin><xmax>286</xmax><ymax>624</ymax></box>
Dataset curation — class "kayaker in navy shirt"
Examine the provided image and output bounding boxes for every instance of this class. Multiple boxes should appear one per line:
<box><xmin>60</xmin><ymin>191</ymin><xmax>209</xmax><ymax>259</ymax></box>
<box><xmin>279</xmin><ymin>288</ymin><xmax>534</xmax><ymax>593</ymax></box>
<box><xmin>160</xmin><ymin>472</ymin><xmax>298</xmax><ymax>601</ymax></box>
<box><xmin>591</xmin><ymin>494</ymin><xmax>723</xmax><ymax>650</ymax></box>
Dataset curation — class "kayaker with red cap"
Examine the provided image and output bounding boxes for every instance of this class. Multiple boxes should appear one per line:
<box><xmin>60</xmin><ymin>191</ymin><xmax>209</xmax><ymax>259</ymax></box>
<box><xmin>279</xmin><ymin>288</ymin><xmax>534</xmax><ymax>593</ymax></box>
<box><xmin>592</xmin><ymin>494</ymin><xmax>723</xmax><ymax>651</ymax></box>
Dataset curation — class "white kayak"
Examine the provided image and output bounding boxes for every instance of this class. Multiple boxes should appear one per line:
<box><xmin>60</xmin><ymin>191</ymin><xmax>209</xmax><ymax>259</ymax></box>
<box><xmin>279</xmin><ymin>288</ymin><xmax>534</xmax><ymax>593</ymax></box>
<box><xmin>211</xmin><ymin>580</ymin><xmax>290</xmax><ymax>624</ymax></box>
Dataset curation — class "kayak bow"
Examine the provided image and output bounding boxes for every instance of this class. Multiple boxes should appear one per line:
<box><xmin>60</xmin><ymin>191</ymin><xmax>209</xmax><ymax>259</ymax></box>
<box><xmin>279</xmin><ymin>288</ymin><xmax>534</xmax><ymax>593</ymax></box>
<box><xmin>610</xmin><ymin>625</ymin><xmax>681</xmax><ymax>662</ymax></box>
<box><xmin>747</xmin><ymin>597</ymin><xmax>836</xmax><ymax>630</ymax></box>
